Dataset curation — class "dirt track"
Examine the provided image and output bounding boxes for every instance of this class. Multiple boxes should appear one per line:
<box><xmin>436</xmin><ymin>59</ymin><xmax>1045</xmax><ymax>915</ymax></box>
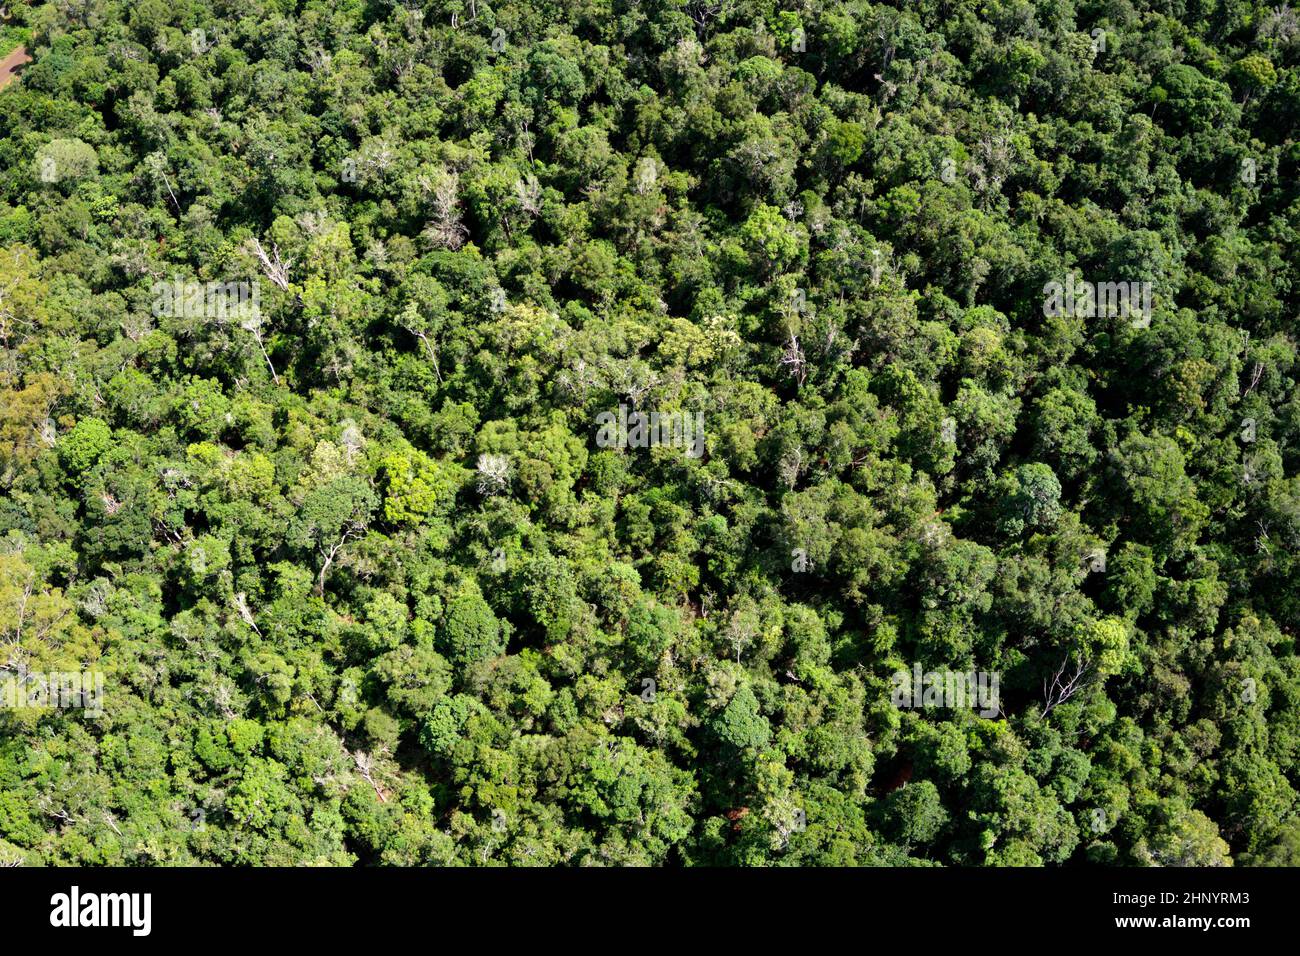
<box><xmin>0</xmin><ymin>45</ymin><xmax>30</xmax><ymax>90</ymax></box>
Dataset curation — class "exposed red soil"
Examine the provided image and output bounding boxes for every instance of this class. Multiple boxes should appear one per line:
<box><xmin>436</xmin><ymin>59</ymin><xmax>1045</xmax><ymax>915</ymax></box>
<box><xmin>0</xmin><ymin>46</ymin><xmax>30</xmax><ymax>90</ymax></box>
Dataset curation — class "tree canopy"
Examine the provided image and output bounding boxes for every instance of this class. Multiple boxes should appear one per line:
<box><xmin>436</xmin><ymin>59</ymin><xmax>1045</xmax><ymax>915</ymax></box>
<box><xmin>1</xmin><ymin>0</ymin><xmax>1299</xmax><ymax>867</ymax></box>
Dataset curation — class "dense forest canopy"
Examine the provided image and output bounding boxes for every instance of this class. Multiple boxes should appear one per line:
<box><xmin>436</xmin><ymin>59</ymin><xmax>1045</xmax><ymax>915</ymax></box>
<box><xmin>1</xmin><ymin>0</ymin><xmax>1299</xmax><ymax>867</ymax></box>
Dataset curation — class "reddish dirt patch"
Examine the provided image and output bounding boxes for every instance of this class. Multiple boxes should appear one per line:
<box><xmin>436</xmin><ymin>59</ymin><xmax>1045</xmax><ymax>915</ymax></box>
<box><xmin>0</xmin><ymin>46</ymin><xmax>31</xmax><ymax>90</ymax></box>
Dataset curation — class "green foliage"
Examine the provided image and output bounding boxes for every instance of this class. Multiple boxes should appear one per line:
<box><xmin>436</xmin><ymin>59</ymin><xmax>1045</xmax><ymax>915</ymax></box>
<box><xmin>996</xmin><ymin>463</ymin><xmax>1063</xmax><ymax>537</ymax></box>
<box><xmin>441</xmin><ymin>585</ymin><xmax>504</xmax><ymax>669</ymax></box>
<box><xmin>1</xmin><ymin>0</ymin><xmax>1296</xmax><ymax>869</ymax></box>
<box><xmin>711</xmin><ymin>685</ymin><xmax>771</xmax><ymax>752</ymax></box>
<box><xmin>58</xmin><ymin>417</ymin><xmax>112</xmax><ymax>475</ymax></box>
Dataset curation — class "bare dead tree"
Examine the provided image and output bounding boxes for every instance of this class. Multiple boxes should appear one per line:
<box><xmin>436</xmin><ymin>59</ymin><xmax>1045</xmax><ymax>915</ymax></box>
<box><xmin>1255</xmin><ymin>519</ymin><xmax>1273</xmax><ymax>556</ymax></box>
<box><xmin>353</xmin><ymin>750</ymin><xmax>388</xmax><ymax>803</ymax></box>
<box><xmin>817</xmin><ymin>321</ymin><xmax>858</xmax><ymax>369</ymax></box>
<box><xmin>233</xmin><ymin>592</ymin><xmax>262</xmax><ymax>636</ymax></box>
<box><xmin>317</xmin><ymin>515</ymin><xmax>367</xmax><ymax>597</ymax></box>
<box><xmin>687</xmin><ymin>0</ymin><xmax>730</xmax><ymax>38</ymax></box>
<box><xmin>1040</xmin><ymin>653</ymin><xmax>1092</xmax><ymax>719</ymax></box>
<box><xmin>0</xmin><ymin>246</ymin><xmax>40</xmax><ymax>349</ymax></box>
<box><xmin>420</xmin><ymin>169</ymin><xmax>468</xmax><ymax>250</ymax></box>
<box><xmin>475</xmin><ymin>454</ymin><xmax>511</xmax><ymax>496</ymax></box>
<box><xmin>779</xmin><ymin>331</ymin><xmax>807</xmax><ymax>386</ymax></box>
<box><xmin>248</xmin><ymin>237</ymin><xmax>293</xmax><ymax>291</ymax></box>
<box><xmin>339</xmin><ymin>424</ymin><xmax>365</xmax><ymax>465</ymax></box>
<box><xmin>211</xmin><ymin>680</ymin><xmax>237</xmax><ymax>719</ymax></box>
<box><xmin>239</xmin><ymin>311</ymin><xmax>280</xmax><ymax>386</ymax></box>
<box><xmin>396</xmin><ymin>305</ymin><xmax>442</xmax><ymax>382</ymax></box>
<box><xmin>874</xmin><ymin>9</ymin><xmax>903</xmax><ymax>72</ymax></box>
<box><xmin>514</xmin><ymin>174</ymin><xmax>542</xmax><ymax>217</ymax></box>
<box><xmin>3</xmin><ymin>569</ymin><xmax>35</xmax><ymax>649</ymax></box>
<box><xmin>1243</xmin><ymin>360</ymin><xmax>1265</xmax><ymax>396</ymax></box>
<box><xmin>971</xmin><ymin>130</ymin><xmax>1012</xmax><ymax>204</ymax></box>
<box><xmin>145</xmin><ymin>153</ymin><xmax>182</xmax><ymax>215</ymax></box>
